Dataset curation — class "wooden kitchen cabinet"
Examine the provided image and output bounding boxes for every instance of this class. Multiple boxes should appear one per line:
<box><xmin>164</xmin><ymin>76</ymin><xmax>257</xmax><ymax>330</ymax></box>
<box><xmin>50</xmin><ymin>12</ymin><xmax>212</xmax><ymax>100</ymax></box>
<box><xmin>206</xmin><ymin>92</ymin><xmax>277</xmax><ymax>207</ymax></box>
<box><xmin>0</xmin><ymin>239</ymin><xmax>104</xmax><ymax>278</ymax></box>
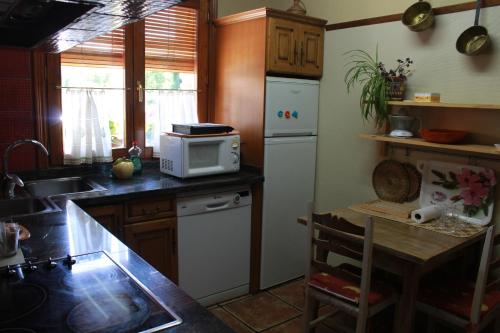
<box><xmin>267</xmin><ymin>17</ymin><xmax>324</xmax><ymax>77</ymax></box>
<box><xmin>83</xmin><ymin>195</ymin><xmax>179</xmax><ymax>283</ymax></box>
<box><xmin>124</xmin><ymin>218</ymin><xmax>178</xmax><ymax>283</ymax></box>
<box><xmin>124</xmin><ymin>196</ymin><xmax>176</xmax><ymax>224</ymax></box>
<box><xmin>298</xmin><ymin>23</ymin><xmax>324</xmax><ymax>77</ymax></box>
<box><xmin>84</xmin><ymin>204</ymin><xmax>123</xmax><ymax>238</ymax></box>
<box><xmin>267</xmin><ymin>17</ymin><xmax>299</xmax><ymax>75</ymax></box>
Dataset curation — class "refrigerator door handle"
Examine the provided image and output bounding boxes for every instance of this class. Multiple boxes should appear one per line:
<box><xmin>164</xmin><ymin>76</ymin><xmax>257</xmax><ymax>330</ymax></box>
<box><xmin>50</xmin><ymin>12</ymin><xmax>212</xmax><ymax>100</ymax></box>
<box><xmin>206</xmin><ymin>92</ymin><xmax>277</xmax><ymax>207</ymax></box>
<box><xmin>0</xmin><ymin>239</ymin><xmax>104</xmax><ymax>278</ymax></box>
<box><xmin>269</xmin><ymin>132</ymin><xmax>314</xmax><ymax>137</ymax></box>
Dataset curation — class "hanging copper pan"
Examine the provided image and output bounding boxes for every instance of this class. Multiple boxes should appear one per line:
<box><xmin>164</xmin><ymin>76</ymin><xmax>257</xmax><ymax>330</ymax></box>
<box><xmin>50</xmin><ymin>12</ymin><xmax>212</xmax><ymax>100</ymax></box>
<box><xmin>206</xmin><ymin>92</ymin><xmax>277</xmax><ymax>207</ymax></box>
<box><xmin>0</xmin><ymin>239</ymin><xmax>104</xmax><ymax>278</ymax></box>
<box><xmin>402</xmin><ymin>0</ymin><xmax>434</xmax><ymax>32</ymax></box>
<box><xmin>456</xmin><ymin>0</ymin><xmax>490</xmax><ymax>55</ymax></box>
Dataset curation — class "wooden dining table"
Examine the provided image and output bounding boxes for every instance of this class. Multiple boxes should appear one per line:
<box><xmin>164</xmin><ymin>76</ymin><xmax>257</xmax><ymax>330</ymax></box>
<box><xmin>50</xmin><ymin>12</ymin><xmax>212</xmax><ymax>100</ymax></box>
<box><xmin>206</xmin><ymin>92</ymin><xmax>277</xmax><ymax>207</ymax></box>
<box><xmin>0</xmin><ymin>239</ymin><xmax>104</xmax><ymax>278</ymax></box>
<box><xmin>298</xmin><ymin>207</ymin><xmax>487</xmax><ymax>333</ymax></box>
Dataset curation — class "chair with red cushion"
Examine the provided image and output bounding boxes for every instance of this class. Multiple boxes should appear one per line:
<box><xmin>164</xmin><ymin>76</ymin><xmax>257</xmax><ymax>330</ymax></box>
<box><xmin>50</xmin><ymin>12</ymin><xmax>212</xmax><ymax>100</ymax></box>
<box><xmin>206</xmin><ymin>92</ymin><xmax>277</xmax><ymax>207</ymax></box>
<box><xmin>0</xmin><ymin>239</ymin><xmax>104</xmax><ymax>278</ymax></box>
<box><xmin>302</xmin><ymin>203</ymin><xmax>398</xmax><ymax>333</ymax></box>
<box><xmin>417</xmin><ymin>225</ymin><xmax>500</xmax><ymax>333</ymax></box>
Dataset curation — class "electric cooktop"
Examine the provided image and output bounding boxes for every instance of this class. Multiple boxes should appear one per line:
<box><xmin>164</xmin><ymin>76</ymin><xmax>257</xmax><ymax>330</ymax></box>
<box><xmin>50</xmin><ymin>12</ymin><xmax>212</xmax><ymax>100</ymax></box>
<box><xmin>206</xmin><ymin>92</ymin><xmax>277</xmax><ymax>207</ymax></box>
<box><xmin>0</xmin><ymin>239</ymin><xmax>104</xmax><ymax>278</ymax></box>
<box><xmin>0</xmin><ymin>251</ymin><xmax>182</xmax><ymax>332</ymax></box>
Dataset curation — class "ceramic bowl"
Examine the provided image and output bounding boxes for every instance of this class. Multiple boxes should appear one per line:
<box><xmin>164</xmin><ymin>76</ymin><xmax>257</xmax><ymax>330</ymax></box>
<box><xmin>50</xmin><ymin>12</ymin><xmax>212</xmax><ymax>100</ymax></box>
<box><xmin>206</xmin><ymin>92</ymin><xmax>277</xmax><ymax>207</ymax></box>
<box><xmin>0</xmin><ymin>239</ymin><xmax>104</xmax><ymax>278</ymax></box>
<box><xmin>420</xmin><ymin>129</ymin><xmax>467</xmax><ymax>144</ymax></box>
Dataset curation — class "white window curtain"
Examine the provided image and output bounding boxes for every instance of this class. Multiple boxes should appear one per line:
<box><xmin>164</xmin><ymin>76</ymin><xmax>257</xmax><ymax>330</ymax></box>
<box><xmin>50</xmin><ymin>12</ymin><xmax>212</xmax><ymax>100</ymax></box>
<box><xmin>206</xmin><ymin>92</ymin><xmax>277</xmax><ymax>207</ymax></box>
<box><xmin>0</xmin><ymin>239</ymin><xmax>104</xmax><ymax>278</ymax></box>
<box><xmin>146</xmin><ymin>90</ymin><xmax>197</xmax><ymax>157</ymax></box>
<box><xmin>62</xmin><ymin>89</ymin><xmax>114</xmax><ymax>165</ymax></box>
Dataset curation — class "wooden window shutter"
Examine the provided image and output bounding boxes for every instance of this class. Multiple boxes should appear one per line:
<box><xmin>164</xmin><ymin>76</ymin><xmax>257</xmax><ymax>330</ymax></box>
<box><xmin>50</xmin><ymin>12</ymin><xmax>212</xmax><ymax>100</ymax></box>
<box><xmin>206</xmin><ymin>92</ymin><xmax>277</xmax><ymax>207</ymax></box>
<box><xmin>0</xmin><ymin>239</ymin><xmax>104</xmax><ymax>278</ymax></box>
<box><xmin>145</xmin><ymin>6</ymin><xmax>197</xmax><ymax>72</ymax></box>
<box><xmin>60</xmin><ymin>28</ymin><xmax>125</xmax><ymax>67</ymax></box>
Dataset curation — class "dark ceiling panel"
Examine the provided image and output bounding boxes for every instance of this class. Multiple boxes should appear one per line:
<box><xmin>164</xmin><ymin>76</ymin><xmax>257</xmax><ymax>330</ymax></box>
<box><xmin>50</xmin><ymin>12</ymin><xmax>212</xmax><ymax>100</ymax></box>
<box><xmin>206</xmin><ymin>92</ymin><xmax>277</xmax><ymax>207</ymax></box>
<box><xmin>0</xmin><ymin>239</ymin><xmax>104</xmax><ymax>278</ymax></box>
<box><xmin>0</xmin><ymin>0</ymin><xmax>183</xmax><ymax>52</ymax></box>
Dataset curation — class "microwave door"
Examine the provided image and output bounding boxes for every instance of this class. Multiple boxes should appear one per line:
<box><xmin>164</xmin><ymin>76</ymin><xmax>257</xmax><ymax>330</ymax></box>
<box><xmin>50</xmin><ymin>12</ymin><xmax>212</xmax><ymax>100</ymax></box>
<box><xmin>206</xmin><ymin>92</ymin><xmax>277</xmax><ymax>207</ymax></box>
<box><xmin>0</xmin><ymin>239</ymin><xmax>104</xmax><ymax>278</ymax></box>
<box><xmin>184</xmin><ymin>138</ymin><xmax>225</xmax><ymax>177</ymax></box>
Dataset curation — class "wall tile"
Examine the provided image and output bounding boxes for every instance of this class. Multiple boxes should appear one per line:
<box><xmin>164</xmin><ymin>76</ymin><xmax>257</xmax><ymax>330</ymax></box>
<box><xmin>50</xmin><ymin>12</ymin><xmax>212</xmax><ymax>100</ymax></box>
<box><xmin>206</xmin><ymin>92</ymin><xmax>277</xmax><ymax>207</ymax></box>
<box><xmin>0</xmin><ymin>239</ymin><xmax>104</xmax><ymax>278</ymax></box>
<box><xmin>0</xmin><ymin>48</ymin><xmax>31</xmax><ymax>78</ymax></box>
<box><xmin>0</xmin><ymin>78</ymin><xmax>33</xmax><ymax>112</ymax></box>
<box><xmin>0</xmin><ymin>48</ymin><xmax>35</xmax><ymax>172</ymax></box>
<box><xmin>0</xmin><ymin>144</ymin><xmax>37</xmax><ymax>172</ymax></box>
<box><xmin>0</xmin><ymin>112</ymin><xmax>35</xmax><ymax>143</ymax></box>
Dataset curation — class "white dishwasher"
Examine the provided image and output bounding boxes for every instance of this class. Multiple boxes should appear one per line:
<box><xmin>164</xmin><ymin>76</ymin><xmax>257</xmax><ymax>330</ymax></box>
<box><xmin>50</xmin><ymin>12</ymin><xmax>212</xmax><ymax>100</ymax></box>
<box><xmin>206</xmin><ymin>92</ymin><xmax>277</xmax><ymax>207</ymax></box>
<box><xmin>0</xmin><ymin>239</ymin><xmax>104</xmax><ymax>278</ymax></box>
<box><xmin>177</xmin><ymin>187</ymin><xmax>252</xmax><ymax>306</ymax></box>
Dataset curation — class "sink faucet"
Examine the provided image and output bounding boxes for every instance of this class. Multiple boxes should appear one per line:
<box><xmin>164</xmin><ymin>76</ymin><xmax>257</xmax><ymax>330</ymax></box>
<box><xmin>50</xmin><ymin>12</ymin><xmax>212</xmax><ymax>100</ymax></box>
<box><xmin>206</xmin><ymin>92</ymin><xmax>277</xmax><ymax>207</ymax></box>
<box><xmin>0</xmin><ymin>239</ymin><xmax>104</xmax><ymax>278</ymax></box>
<box><xmin>3</xmin><ymin>139</ymin><xmax>49</xmax><ymax>199</ymax></box>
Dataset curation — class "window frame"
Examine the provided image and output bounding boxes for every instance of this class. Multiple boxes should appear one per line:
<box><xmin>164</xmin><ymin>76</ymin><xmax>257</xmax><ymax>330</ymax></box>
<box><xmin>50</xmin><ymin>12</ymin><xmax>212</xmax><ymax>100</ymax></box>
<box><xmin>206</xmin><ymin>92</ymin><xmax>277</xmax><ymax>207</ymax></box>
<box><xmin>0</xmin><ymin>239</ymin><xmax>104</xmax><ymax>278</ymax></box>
<box><xmin>35</xmin><ymin>0</ymin><xmax>215</xmax><ymax>165</ymax></box>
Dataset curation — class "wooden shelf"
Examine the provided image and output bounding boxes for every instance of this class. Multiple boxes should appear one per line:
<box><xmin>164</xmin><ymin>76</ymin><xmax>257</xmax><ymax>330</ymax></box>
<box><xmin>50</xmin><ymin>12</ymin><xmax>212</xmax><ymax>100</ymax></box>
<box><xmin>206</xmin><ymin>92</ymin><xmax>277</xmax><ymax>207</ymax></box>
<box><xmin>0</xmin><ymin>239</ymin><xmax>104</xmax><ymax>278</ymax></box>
<box><xmin>360</xmin><ymin>134</ymin><xmax>500</xmax><ymax>158</ymax></box>
<box><xmin>387</xmin><ymin>100</ymin><xmax>500</xmax><ymax>110</ymax></box>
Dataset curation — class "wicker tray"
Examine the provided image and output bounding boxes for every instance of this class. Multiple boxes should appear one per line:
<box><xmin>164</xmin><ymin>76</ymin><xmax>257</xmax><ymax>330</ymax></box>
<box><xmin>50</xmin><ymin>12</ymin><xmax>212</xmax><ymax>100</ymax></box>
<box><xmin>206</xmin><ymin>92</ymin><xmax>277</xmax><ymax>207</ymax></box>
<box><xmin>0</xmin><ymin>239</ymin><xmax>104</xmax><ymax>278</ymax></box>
<box><xmin>372</xmin><ymin>160</ymin><xmax>410</xmax><ymax>203</ymax></box>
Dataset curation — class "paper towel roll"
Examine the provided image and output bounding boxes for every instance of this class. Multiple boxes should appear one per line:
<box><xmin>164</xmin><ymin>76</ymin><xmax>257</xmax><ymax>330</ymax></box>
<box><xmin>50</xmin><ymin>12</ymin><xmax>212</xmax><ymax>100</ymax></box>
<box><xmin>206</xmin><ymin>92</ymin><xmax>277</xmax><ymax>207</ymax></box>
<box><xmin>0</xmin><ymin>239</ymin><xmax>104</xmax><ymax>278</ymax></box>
<box><xmin>411</xmin><ymin>205</ymin><xmax>442</xmax><ymax>224</ymax></box>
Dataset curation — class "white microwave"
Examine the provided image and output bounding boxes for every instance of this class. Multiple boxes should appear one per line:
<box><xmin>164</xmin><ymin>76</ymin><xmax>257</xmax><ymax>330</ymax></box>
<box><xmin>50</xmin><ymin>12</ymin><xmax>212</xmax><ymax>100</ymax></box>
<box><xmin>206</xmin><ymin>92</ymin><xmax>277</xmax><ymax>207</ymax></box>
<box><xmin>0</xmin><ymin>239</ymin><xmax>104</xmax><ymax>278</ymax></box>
<box><xmin>160</xmin><ymin>133</ymin><xmax>240</xmax><ymax>178</ymax></box>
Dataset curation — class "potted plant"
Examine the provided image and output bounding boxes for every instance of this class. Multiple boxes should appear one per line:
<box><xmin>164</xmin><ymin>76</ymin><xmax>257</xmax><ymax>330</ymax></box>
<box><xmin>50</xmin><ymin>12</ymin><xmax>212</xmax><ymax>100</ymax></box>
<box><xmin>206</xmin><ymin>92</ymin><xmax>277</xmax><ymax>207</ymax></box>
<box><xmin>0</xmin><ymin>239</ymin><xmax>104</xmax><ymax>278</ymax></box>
<box><xmin>344</xmin><ymin>49</ymin><xmax>413</xmax><ymax>128</ymax></box>
<box><xmin>380</xmin><ymin>57</ymin><xmax>413</xmax><ymax>101</ymax></box>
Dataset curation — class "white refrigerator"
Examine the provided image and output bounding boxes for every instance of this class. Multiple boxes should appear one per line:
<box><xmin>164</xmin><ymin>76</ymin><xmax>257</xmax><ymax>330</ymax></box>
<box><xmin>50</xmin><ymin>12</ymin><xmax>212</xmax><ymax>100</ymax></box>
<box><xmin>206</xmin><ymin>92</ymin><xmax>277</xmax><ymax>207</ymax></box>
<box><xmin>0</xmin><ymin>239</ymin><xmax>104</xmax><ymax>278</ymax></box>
<box><xmin>260</xmin><ymin>76</ymin><xmax>319</xmax><ymax>289</ymax></box>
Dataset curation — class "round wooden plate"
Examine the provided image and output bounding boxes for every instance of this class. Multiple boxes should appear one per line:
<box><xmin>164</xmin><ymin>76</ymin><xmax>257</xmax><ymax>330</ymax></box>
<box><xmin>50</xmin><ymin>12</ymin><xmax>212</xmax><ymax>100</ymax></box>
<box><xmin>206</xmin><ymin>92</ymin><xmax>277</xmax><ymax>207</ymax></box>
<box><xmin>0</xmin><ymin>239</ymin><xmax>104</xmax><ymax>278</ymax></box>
<box><xmin>372</xmin><ymin>160</ymin><xmax>410</xmax><ymax>203</ymax></box>
<box><xmin>403</xmin><ymin>163</ymin><xmax>422</xmax><ymax>202</ymax></box>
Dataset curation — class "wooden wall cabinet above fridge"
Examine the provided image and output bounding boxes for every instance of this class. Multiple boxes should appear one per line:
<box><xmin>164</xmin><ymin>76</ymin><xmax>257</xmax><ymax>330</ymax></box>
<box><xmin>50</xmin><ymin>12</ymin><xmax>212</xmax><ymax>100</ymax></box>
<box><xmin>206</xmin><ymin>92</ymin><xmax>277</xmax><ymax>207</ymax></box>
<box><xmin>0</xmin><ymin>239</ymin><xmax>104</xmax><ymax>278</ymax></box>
<box><xmin>267</xmin><ymin>17</ymin><xmax>325</xmax><ymax>77</ymax></box>
<box><xmin>215</xmin><ymin>8</ymin><xmax>327</xmax><ymax>80</ymax></box>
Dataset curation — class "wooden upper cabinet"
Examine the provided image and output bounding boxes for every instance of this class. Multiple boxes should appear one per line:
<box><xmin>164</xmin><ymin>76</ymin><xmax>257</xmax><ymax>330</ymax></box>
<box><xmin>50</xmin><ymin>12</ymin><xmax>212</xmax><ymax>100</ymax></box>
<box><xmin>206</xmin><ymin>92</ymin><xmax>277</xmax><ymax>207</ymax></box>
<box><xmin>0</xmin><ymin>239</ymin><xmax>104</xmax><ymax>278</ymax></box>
<box><xmin>267</xmin><ymin>17</ymin><xmax>299</xmax><ymax>75</ymax></box>
<box><xmin>265</xmin><ymin>10</ymin><xmax>326</xmax><ymax>77</ymax></box>
<box><xmin>215</xmin><ymin>8</ymin><xmax>327</xmax><ymax>79</ymax></box>
<box><xmin>298</xmin><ymin>23</ymin><xmax>324</xmax><ymax>77</ymax></box>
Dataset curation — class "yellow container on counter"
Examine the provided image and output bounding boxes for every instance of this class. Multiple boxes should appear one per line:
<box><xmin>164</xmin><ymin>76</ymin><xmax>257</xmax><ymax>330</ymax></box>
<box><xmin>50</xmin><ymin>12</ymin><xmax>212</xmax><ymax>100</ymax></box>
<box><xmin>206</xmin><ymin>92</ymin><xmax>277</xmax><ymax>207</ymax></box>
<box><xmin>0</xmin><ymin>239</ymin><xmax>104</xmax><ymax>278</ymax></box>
<box><xmin>414</xmin><ymin>93</ymin><xmax>440</xmax><ymax>103</ymax></box>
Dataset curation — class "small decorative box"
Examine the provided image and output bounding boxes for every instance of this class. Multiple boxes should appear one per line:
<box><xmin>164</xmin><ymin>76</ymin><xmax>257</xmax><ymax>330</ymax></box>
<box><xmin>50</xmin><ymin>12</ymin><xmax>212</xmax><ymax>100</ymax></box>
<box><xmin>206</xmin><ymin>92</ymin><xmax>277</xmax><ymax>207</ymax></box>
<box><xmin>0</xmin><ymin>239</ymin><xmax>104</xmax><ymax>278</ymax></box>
<box><xmin>414</xmin><ymin>93</ymin><xmax>441</xmax><ymax>103</ymax></box>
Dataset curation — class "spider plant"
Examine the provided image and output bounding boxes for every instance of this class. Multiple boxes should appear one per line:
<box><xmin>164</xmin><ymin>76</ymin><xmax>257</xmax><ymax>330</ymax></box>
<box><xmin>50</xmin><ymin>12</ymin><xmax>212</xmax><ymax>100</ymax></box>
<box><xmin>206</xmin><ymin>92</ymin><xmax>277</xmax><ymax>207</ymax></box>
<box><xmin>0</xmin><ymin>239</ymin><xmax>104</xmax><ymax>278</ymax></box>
<box><xmin>344</xmin><ymin>48</ymin><xmax>388</xmax><ymax>128</ymax></box>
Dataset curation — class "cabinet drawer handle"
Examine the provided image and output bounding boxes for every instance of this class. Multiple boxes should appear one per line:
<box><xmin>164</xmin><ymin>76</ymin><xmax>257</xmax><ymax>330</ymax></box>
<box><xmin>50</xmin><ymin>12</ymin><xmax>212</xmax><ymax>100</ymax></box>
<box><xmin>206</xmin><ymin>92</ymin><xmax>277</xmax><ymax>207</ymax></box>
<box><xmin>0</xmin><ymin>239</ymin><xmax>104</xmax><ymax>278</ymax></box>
<box><xmin>293</xmin><ymin>40</ymin><xmax>298</xmax><ymax>66</ymax></box>
<box><xmin>301</xmin><ymin>41</ymin><xmax>305</xmax><ymax>67</ymax></box>
<box><xmin>141</xmin><ymin>206</ymin><xmax>161</xmax><ymax>217</ymax></box>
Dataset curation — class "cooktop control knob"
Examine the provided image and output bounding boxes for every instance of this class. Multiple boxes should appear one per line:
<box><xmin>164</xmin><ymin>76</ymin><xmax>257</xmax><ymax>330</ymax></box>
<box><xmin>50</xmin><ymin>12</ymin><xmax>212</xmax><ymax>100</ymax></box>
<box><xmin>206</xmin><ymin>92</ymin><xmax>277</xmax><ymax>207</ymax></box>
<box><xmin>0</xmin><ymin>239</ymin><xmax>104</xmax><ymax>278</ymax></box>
<box><xmin>64</xmin><ymin>255</ymin><xmax>76</xmax><ymax>269</ymax></box>
<box><xmin>3</xmin><ymin>265</ymin><xmax>17</xmax><ymax>277</ymax></box>
<box><xmin>46</xmin><ymin>258</ymin><xmax>58</xmax><ymax>269</ymax></box>
<box><xmin>25</xmin><ymin>260</ymin><xmax>38</xmax><ymax>272</ymax></box>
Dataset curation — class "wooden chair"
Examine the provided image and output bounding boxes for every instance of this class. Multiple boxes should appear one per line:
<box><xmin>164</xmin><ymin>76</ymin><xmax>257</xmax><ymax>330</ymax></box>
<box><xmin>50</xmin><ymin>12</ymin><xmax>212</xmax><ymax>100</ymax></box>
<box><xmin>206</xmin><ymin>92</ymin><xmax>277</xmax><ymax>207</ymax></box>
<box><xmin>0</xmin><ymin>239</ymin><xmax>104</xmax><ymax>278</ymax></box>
<box><xmin>417</xmin><ymin>225</ymin><xmax>500</xmax><ymax>333</ymax></box>
<box><xmin>302</xmin><ymin>203</ymin><xmax>398</xmax><ymax>333</ymax></box>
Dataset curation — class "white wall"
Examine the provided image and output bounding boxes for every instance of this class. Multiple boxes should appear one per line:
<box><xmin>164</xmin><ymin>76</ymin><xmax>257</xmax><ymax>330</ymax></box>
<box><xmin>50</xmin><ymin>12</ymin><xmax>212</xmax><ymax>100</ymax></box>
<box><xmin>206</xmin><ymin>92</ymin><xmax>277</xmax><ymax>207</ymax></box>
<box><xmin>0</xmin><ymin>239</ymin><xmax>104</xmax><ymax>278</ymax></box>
<box><xmin>313</xmin><ymin>6</ymin><xmax>500</xmax><ymax>229</ymax></box>
<box><xmin>303</xmin><ymin>0</ymin><xmax>470</xmax><ymax>24</ymax></box>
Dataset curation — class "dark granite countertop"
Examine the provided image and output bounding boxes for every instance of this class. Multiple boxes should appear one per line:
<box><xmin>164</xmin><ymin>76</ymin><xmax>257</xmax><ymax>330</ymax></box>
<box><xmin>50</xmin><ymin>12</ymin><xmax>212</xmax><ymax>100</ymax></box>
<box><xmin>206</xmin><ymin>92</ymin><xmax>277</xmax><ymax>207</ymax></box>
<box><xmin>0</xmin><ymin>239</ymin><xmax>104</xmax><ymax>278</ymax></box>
<box><xmin>17</xmin><ymin>164</ymin><xmax>263</xmax><ymax>206</ymax></box>
<box><xmin>5</xmin><ymin>166</ymin><xmax>263</xmax><ymax>332</ymax></box>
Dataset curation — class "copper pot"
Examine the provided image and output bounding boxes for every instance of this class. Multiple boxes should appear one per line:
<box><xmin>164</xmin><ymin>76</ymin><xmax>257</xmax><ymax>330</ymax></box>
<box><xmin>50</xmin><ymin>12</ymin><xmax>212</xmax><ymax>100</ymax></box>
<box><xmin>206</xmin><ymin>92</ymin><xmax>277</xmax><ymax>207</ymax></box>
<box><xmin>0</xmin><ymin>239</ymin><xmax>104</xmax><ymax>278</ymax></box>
<box><xmin>402</xmin><ymin>0</ymin><xmax>434</xmax><ymax>32</ymax></box>
<box><xmin>456</xmin><ymin>0</ymin><xmax>490</xmax><ymax>55</ymax></box>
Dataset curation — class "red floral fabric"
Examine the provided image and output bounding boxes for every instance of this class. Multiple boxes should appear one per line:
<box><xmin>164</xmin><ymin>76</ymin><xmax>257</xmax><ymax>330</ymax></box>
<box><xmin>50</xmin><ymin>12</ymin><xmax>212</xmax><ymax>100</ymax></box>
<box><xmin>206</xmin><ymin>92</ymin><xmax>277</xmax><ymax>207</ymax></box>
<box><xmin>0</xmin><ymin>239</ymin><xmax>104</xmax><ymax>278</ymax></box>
<box><xmin>309</xmin><ymin>271</ymin><xmax>391</xmax><ymax>305</ymax></box>
<box><xmin>418</xmin><ymin>280</ymin><xmax>500</xmax><ymax>319</ymax></box>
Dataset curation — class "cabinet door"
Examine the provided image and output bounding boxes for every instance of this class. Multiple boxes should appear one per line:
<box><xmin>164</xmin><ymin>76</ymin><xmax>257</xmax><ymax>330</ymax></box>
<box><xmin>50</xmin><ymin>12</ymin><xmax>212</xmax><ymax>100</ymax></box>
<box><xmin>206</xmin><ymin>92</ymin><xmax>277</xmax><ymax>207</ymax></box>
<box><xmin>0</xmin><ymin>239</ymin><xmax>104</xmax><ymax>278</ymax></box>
<box><xmin>267</xmin><ymin>17</ymin><xmax>299</xmax><ymax>75</ymax></box>
<box><xmin>123</xmin><ymin>218</ymin><xmax>178</xmax><ymax>283</ymax></box>
<box><xmin>298</xmin><ymin>23</ymin><xmax>324</xmax><ymax>77</ymax></box>
<box><xmin>84</xmin><ymin>205</ymin><xmax>123</xmax><ymax>238</ymax></box>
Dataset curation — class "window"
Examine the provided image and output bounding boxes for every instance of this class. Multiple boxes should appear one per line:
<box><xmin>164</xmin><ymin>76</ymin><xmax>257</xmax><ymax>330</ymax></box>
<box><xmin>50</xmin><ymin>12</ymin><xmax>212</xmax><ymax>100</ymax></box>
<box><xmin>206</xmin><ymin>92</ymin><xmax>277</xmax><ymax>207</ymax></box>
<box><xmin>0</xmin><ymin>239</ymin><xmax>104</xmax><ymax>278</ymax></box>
<box><xmin>144</xmin><ymin>6</ymin><xmax>198</xmax><ymax>156</ymax></box>
<box><xmin>60</xmin><ymin>28</ymin><xmax>126</xmax><ymax>164</ymax></box>
<box><xmin>51</xmin><ymin>1</ymin><xmax>209</xmax><ymax>165</ymax></box>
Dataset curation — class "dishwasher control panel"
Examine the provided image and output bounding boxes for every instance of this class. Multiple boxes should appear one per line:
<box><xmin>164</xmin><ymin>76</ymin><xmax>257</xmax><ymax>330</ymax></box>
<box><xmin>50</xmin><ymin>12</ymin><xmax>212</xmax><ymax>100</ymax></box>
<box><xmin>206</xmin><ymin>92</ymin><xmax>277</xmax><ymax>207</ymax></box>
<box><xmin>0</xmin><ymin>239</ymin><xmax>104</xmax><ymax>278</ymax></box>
<box><xmin>176</xmin><ymin>188</ymin><xmax>252</xmax><ymax>217</ymax></box>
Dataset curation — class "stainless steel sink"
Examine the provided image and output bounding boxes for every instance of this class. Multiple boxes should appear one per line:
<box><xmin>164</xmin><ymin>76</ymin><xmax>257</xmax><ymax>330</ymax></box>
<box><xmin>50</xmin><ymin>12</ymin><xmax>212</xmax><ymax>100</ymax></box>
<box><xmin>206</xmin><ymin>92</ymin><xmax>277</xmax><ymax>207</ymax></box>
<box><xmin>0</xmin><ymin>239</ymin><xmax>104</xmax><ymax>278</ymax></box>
<box><xmin>23</xmin><ymin>177</ymin><xmax>107</xmax><ymax>197</ymax></box>
<box><xmin>0</xmin><ymin>197</ymin><xmax>58</xmax><ymax>219</ymax></box>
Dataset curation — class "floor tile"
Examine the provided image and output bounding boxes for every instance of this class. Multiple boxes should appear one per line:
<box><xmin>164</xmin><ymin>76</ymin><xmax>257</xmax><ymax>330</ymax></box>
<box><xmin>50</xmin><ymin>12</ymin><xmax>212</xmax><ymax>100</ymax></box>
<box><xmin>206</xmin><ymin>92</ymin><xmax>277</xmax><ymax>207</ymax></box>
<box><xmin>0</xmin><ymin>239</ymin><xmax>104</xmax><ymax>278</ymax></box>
<box><xmin>219</xmin><ymin>294</ymin><xmax>252</xmax><ymax>306</ymax></box>
<box><xmin>223</xmin><ymin>292</ymin><xmax>301</xmax><ymax>332</ymax></box>
<box><xmin>210</xmin><ymin>307</ymin><xmax>254</xmax><ymax>333</ymax></box>
<box><xmin>262</xmin><ymin>317</ymin><xmax>337</xmax><ymax>333</ymax></box>
<box><xmin>268</xmin><ymin>278</ymin><xmax>305</xmax><ymax>309</ymax></box>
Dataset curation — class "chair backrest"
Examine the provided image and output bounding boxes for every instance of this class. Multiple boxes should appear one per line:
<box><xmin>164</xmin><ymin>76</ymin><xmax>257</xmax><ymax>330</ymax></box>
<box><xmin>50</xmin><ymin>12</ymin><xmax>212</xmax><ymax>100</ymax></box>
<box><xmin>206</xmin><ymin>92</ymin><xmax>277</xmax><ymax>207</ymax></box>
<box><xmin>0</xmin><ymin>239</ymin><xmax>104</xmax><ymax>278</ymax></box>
<box><xmin>305</xmin><ymin>202</ymin><xmax>374</xmax><ymax>316</ymax></box>
<box><xmin>470</xmin><ymin>225</ymin><xmax>498</xmax><ymax>324</ymax></box>
<box><xmin>488</xmin><ymin>231</ymin><xmax>500</xmax><ymax>290</ymax></box>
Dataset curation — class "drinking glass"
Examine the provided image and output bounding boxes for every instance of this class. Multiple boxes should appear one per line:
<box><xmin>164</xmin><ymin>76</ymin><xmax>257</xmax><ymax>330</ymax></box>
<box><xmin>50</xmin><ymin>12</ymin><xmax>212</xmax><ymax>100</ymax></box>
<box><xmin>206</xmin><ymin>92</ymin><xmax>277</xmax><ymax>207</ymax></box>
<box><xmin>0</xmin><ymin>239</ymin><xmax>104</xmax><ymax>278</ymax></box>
<box><xmin>0</xmin><ymin>221</ymin><xmax>20</xmax><ymax>257</ymax></box>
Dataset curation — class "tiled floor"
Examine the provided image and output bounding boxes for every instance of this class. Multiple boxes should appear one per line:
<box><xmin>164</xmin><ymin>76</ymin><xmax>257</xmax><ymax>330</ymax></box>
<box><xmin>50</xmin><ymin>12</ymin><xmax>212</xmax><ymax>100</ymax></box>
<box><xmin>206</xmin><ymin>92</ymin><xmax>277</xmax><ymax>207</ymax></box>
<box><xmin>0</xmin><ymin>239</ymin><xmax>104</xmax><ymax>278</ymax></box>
<box><xmin>208</xmin><ymin>278</ymin><xmax>354</xmax><ymax>333</ymax></box>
